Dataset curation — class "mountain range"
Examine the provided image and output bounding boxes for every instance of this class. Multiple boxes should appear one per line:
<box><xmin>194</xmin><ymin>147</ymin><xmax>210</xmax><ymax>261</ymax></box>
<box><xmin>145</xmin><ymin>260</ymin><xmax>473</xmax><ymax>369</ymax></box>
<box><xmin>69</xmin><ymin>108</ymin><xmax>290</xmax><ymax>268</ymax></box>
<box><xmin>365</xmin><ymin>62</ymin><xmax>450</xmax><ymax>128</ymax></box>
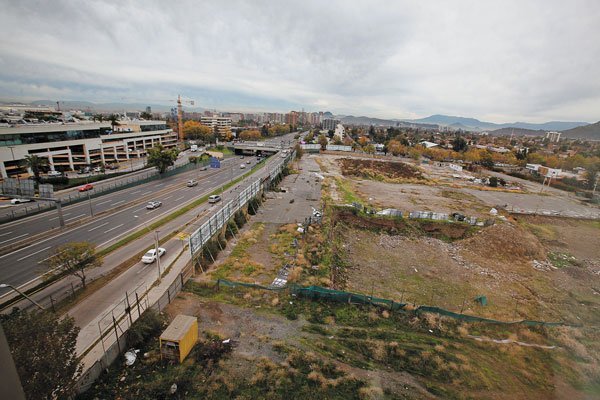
<box><xmin>337</xmin><ymin>114</ymin><xmax>599</xmax><ymax>139</ymax></box>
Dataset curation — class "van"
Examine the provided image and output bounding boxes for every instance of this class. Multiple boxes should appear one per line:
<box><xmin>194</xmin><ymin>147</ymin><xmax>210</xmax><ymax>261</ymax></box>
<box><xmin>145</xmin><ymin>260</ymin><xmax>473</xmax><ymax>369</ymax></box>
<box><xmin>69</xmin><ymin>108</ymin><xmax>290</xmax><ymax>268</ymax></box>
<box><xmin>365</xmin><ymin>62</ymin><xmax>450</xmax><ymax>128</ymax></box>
<box><xmin>190</xmin><ymin>145</ymin><xmax>198</xmax><ymax>152</ymax></box>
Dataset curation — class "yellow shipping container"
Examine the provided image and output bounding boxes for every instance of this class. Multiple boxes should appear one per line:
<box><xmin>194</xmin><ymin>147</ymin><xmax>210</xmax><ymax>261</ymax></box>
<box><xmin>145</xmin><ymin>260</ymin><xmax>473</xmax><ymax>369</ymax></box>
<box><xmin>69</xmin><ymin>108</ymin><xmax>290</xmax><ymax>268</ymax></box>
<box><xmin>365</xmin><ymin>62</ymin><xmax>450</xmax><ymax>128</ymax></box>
<box><xmin>160</xmin><ymin>315</ymin><xmax>198</xmax><ymax>363</ymax></box>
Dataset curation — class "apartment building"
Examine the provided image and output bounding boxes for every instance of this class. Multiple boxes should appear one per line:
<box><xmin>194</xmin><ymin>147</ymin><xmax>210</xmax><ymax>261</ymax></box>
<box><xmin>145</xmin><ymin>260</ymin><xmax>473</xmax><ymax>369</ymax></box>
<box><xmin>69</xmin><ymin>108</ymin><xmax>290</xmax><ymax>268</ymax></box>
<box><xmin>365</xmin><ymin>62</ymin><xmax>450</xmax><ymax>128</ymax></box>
<box><xmin>200</xmin><ymin>115</ymin><xmax>232</xmax><ymax>139</ymax></box>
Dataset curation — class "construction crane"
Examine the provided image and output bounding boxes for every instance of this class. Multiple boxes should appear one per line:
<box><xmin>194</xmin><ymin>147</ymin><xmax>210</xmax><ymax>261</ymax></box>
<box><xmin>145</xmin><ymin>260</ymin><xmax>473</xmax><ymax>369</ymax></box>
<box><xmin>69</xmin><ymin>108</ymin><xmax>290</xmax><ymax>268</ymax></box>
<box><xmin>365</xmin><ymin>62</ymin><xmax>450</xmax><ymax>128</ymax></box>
<box><xmin>169</xmin><ymin>95</ymin><xmax>195</xmax><ymax>142</ymax></box>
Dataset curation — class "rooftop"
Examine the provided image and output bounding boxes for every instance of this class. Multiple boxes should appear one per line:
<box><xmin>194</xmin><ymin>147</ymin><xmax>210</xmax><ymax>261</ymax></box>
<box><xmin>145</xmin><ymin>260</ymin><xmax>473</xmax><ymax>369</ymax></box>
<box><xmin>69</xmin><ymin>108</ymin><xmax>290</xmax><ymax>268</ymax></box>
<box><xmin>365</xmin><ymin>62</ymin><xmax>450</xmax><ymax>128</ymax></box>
<box><xmin>160</xmin><ymin>315</ymin><xmax>197</xmax><ymax>342</ymax></box>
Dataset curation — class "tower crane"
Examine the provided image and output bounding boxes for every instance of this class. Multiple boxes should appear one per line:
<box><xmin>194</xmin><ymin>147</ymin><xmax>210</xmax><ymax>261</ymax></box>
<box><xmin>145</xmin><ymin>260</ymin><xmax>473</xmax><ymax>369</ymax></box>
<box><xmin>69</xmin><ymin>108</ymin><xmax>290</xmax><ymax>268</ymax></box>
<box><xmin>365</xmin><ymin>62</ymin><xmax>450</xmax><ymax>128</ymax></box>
<box><xmin>169</xmin><ymin>95</ymin><xmax>195</xmax><ymax>142</ymax></box>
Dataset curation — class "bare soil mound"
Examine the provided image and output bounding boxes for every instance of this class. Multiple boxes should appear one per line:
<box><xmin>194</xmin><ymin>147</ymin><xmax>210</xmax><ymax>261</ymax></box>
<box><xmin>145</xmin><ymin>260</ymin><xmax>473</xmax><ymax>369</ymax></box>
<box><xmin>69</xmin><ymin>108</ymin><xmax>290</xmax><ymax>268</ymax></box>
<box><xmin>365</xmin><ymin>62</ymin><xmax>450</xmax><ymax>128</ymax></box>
<box><xmin>461</xmin><ymin>222</ymin><xmax>546</xmax><ymax>262</ymax></box>
<box><xmin>334</xmin><ymin>209</ymin><xmax>474</xmax><ymax>240</ymax></box>
<box><xmin>338</xmin><ymin>158</ymin><xmax>425</xmax><ymax>181</ymax></box>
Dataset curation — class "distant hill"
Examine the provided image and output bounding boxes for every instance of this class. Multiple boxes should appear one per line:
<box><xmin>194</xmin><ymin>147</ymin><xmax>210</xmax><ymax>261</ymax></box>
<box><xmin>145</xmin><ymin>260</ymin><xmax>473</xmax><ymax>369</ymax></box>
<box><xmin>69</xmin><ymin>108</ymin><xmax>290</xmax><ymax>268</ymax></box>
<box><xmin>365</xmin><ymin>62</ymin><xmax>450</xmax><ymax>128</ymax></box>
<box><xmin>561</xmin><ymin>121</ymin><xmax>600</xmax><ymax>140</ymax></box>
<box><xmin>405</xmin><ymin>114</ymin><xmax>589</xmax><ymax>131</ymax></box>
<box><xmin>490</xmin><ymin>127</ymin><xmax>546</xmax><ymax>137</ymax></box>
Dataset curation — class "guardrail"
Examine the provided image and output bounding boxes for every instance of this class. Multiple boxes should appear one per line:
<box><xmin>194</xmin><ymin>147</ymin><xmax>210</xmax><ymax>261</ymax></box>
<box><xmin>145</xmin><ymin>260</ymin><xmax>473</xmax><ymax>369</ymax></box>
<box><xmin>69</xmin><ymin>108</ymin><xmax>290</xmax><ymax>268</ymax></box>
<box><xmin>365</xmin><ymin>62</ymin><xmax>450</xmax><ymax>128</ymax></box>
<box><xmin>188</xmin><ymin>151</ymin><xmax>294</xmax><ymax>257</ymax></box>
<box><xmin>0</xmin><ymin>159</ymin><xmax>207</xmax><ymax>224</ymax></box>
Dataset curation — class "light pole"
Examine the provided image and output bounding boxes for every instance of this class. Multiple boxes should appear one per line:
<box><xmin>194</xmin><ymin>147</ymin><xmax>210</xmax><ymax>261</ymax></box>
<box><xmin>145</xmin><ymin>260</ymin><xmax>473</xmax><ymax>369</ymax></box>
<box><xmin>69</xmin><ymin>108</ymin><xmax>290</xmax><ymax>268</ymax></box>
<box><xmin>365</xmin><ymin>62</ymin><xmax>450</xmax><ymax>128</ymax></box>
<box><xmin>86</xmin><ymin>190</ymin><xmax>94</xmax><ymax>217</ymax></box>
<box><xmin>0</xmin><ymin>284</ymin><xmax>44</xmax><ymax>310</ymax></box>
<box><xmin>155</xmin><ymin>230</ymin><xmax>161</xmax><ymax>282</ymax></box>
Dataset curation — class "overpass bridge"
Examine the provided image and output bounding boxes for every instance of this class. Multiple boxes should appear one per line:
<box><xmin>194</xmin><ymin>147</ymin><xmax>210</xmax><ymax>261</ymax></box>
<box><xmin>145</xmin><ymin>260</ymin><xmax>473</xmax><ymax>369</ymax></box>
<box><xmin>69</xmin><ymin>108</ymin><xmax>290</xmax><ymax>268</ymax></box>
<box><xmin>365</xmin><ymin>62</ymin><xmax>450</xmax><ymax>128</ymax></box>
<box><xmin>230</xmin><ymin>139</ymin><xmax>294</xmax><ymax>155</ymax></box>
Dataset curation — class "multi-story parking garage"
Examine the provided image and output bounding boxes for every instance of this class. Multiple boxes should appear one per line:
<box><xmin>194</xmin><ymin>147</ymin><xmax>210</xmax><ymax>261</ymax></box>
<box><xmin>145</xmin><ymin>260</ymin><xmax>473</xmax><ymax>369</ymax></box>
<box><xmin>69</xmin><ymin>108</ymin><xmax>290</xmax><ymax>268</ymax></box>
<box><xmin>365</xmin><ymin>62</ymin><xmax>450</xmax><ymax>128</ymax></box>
<box><xmin>0</xmin><ymin>120</ymin><xmax>177</xmax><ymax>178</ymax></box>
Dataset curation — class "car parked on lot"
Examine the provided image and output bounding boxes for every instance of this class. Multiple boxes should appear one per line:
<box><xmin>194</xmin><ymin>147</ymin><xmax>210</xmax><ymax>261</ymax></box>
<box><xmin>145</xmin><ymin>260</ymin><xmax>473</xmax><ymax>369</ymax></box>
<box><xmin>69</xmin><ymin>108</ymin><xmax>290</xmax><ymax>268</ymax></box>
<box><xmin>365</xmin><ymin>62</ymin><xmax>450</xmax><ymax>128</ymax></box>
<box><xmin>246</xmin><ymin>160</ymin><xmax>251</xmax><ymax>164</ymax></box>
<box><xmin>240</xmin><ymin>164</ymin><xmax>246</xmax><ymax>169</ymax></box>
<box><xmin>208</xmin><ymin>195</ymin><xmax>221</xmax><ymax>204</ymax></box>
<box><xmin>187</xmin><ymin>179</ymin><xmax>198</xmax><ymax>187</ymax></box>
<box><xmin>47</xmin><ymin>170</ymin><xmax>62</xmax><ymax>177</ymax></box>
<box><xmin>78</xmin><ymin>166</ymin><xmax>91</xmax><ymax>174</ymax></box>
<box><xmin>10</xmin><ymin>198</ymin><xmax>33</xmax><ymax>204</ymax></box>
<box><xmin>141</xmin><ymin>247</ymin><xmax>166</xmax><ymax>263</ymax></box>
<box><xmin>93</xmin><ymin>166</ymin><xmax>103</xmax><ymax>173</ymax></box>
<box><xmin>78</xmin><ymin>183</ymin><xmax>94</xmax><ymax>192</ymax></box>
<box><xmin>146</xmin><ymin>200</ymin><xmax>162</xmax><ymax>209</ymax></box>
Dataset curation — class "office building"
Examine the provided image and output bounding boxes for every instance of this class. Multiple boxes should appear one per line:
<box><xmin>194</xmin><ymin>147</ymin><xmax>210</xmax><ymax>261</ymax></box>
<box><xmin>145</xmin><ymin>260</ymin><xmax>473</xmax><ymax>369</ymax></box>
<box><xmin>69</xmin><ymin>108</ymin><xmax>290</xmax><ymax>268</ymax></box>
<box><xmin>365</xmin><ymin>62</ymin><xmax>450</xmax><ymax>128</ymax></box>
<box><xmin>0</xmin><ymin>120</ymin><xmax>176</xmax><ymax>178</ymax></box>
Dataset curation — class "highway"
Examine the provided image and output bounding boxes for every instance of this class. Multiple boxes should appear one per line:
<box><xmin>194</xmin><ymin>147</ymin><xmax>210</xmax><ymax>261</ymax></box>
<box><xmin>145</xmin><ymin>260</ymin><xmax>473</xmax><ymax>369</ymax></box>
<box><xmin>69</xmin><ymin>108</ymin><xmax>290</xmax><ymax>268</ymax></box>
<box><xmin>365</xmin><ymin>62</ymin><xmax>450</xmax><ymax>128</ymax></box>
<box><xmin>0</xmin><ymin>156</ymin><xmax>258</xmax><ymax>294</ymax></box>
<box><xmin>0</xmin><ymin>132</ymin><xmax>300</xmax><ymax>297</ymax></box>
<box><xmin>0</xmin><ymin>156</ymin><xmax>243</xmax><ymax>243</ymax></box>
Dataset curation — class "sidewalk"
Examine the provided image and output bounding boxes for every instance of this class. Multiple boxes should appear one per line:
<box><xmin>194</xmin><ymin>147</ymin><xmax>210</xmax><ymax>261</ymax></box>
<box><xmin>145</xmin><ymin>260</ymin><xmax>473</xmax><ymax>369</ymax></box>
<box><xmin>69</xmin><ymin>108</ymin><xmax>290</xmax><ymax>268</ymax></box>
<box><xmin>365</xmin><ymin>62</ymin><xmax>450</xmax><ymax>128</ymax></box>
<box><xmin>77</xmin><ymin>244</ymin><xmax>192</xmax><ymax>371</ymax></box>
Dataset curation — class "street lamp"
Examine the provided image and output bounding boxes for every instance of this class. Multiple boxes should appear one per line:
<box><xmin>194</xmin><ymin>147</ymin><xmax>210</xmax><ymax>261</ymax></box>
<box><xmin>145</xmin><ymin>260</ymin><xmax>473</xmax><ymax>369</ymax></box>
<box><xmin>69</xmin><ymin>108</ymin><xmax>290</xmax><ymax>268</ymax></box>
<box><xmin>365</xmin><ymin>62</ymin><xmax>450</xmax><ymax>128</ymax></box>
<box><xmin>155</xmin><ymin>230</ymin><xmax>161</xmax><ymax>282</ymax></box>
<box><xmin>0</xmin><ymin>284</ymin><xmax>44</xmax><ymax>310</ymax></box>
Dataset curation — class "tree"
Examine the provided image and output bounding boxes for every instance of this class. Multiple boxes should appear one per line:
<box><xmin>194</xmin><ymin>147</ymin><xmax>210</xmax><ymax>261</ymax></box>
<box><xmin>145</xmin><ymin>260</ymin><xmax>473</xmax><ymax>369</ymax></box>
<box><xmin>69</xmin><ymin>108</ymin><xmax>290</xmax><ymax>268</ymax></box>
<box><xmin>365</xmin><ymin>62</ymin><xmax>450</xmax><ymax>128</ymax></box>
<box><xmin>107</xmin><ymin>114</ymin><xmax>120</xmax><ymax>133</ymax></box>
<box><xmin>318</xmin><ymin>134</ymin><xmax>328</xmax><ymax>151</ymax></box>
<box><xmin>2</xmin><ymin>309</ymin><xmax>82</xmax><ymax>400</ymax></box>
<box><xmin>358</xmin><ymin>136</ymin><xmax>369</xmax><ymax>147</ymax></box>
<box><xmin>47</xmin><ymin>241</ymin><xmax>102</xmax><ymax>288</ymax></box>
<box><xmin>387</xmin><ymin>139</ymin><xmax>406</xmax><ymax>156</ymax></box>
<box><xmin>368</xmin><ymin>125</ymin><xmax>375</xmax><ymax>138</ymax></box>
<box><xmin>140</xmin><ymin>111</ymin><xmax>153</xmax><ymax>120</ymax></box>
<box><xmin>586</xmin><ymin>164</ymin><xmax>599</xmax><ymax>190</ymax></box>
<box><xmin>147</xmin><ymin>144</ymin><xmax>179</xmax><ymax>174</ymax></box>
<box><xmin>92</xmin><ymin>114</ymin><xmax>104</xmax><ymax>122</ymax></box>
<box><xmin>22</xmin><ymin>154</ymin><xmax>48</xmax><ymax>181</ymax></box>
<box><xmin>452</xmin><ymin>136</ymin><xmax>468</xmax><ymax>152</ymax></box>
<box><xmin>365</xmin><ymin>144</ymin><xmax>375</xmax><ymax>154</ymax></box>
<box><xmin>239</xmin><ymin>130</ymin><xmax>261</xmax><ymax>140</ymax></box>
<box><xmin>182</xmin><ymin>121</ymin><xmax>213</xmax><ymax>143</ymax></box>
<box><xmin>488</xmin><ymin>176</ymin><xmax>498</xmax><ymax>187</ymax></box>
<box><xmin>294</xmin><ymin>143</ymin><xmax>304</xmax><ymax>160</ymax></box>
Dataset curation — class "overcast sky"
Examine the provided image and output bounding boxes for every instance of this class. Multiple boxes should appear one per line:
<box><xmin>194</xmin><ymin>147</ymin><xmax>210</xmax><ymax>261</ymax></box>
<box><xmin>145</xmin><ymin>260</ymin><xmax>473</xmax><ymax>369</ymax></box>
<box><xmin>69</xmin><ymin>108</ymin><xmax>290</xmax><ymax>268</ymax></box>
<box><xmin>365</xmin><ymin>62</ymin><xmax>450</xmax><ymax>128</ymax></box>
<box><xmin>1</xmin><ymin>0</ymin><xmax>599</xmax><ymax>123</ymax></box>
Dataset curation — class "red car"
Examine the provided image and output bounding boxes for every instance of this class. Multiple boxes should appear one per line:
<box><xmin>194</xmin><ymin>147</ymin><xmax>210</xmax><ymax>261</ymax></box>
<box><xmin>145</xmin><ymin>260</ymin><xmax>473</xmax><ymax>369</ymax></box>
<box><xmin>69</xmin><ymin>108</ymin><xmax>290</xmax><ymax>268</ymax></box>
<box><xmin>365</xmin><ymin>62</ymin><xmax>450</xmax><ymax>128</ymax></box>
<box><xmin>79</xmin><ymin>183</ymin><xmax>94</xmax><ymax>192</ymax></box>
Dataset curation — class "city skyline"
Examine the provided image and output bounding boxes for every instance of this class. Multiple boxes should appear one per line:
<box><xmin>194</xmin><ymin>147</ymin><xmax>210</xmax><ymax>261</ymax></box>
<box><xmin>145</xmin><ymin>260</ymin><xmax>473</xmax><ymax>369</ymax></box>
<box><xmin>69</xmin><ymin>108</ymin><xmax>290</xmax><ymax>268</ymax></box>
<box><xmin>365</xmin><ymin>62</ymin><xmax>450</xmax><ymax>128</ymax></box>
<box><xmin>1</xmin><ymin>0</ymin><xmax>599</xmax><ymax>123</ymax></box>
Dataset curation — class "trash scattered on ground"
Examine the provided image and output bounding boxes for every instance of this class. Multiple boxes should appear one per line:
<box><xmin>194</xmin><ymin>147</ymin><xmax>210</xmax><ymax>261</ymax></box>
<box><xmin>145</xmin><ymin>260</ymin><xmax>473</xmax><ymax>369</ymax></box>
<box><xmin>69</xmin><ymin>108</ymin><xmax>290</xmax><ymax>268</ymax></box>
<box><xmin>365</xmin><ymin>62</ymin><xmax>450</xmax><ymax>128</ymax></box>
<box><xmin>124</xmin><ymin>349</ymin><xmax>140</xmax><ymax>366</ymax></box>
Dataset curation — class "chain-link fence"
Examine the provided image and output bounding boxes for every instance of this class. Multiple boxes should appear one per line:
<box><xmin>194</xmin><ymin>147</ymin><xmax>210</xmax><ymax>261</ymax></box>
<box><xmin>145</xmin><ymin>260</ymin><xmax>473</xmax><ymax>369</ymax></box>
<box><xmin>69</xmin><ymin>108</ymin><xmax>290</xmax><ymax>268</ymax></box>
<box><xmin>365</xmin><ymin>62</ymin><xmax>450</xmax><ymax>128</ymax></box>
<box><xmin>0</xmin><ymin>159</ymin><xmax>208</xmax><ymax>223</ymax></box>
<box><xmin>76</xmin><ymin>261</ymin><xmax>194</xmax><ymax>394</ymax></box>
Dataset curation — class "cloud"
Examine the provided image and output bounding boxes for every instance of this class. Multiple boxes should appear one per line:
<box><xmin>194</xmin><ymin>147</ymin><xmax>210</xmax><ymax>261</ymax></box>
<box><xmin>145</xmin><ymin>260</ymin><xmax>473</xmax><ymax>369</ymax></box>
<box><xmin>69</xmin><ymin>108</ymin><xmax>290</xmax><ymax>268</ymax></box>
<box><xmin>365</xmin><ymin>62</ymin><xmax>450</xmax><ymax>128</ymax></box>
<box><xmin>0</xmin><ymin>0</ymin><xmax>599</xmax><ymax>122</ymax></box>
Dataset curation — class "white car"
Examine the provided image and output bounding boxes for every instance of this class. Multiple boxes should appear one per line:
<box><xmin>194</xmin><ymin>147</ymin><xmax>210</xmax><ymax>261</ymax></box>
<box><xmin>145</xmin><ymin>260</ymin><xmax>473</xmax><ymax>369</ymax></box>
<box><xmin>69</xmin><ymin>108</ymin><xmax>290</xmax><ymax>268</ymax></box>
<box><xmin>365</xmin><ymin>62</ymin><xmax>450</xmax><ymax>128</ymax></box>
<box><xmin>11</xmin><ymin>198</ymin><xmax>33</xmax><ymax>205</ymax></box>
<box><xmin>47</xmin><ymin>170</ymin><xmax>62</xmax><ymax>177</ymax></box>
<box><xmin>208</xmin><ymin>195</ymin><xmax>221</xmax><ymax>204</ymax></box>
<box><xmin>141</xmin><ymin>248</ymin><xmax>166</xmax><ymax>264</ymax></box>
<box><xmin>146</xmin><ymin>200</ymin><xmax>162</xmax><ymax>209</ymax></box>
<box><xmin>240</xmin><ymin>164</ymin><xmax>246</xmax><ymax>169</ymax></box>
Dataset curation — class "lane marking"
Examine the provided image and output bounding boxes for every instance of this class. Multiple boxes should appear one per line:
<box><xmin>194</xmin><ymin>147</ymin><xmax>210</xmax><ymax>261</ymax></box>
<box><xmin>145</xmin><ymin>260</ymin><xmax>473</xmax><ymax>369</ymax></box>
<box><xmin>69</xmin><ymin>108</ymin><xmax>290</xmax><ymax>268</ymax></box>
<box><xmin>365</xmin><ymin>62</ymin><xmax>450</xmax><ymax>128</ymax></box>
<box><xmin>143</xmin><ymin>191</ymin><xmax>153</xmax><ymax>196</ymax></box>
<box><xmin>17</xmin><ymin>246</ymin><xmax>51</xmax><ymax>262</ymax></box>
<box><xmin>0</xmin><ymin>233</ymin><xmax>29</xmax><ymax>245</ymax></box>
<box><xmin>111</xmin><ymin>200</ymin><xmax>125</xmax><ymax>206</ymax></box>
<box><xmin>163</xmin><ymin>195</ymin><xmax>173</xmax><ymax>200</ymax></box>
<box><xmin>49</xmin><ymin>212</ymin><xmax>72</xmax><ymax>221</ymax></box>
<box><xmin>37</xmin><ymin>250</ymin><xmax>63</xmax><ymax>264</ymax></box>
<box><xmin>65</xmin><ymin>213</ymin><xmax>86</xmax><ymax>222</ymax></box>
<box><xmin>96</xmin><ymin>199</ymin><xmax>112</xmax><ymax>205</ymax></box>
<box><xmin>130</xmin><ymin>190</ymin><xmax>141</xmax><ymax>194</ymax></box>
<box><xmin>104</xmin><ymin>223</ymin><xmax>124</xmax><ymax>234</ymax></box>
<box><xmin>154</xmin><ymin>183</ymin><xmax>164</xmax><ymax>187</ymax></box>
<box><xmin>0</xmin><ymin>231</ymin><xmax>13</xmax><ymax>237</ymax></box>
<box><xmin>174</xmin><ymin>196</ymin><xmax>185</xmax><ymax>202</ymax></box>
<box><xmin>88</xmin><ymin>222</ymin><xmax>110</xmax><ymax>232</ymax></box>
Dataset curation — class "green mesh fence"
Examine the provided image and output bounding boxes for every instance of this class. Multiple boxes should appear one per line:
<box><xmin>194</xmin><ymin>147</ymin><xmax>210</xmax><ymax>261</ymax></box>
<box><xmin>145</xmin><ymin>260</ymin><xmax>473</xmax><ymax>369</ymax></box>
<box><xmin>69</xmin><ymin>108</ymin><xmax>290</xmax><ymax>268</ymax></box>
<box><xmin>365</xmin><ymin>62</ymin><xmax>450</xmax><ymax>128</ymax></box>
<box><xmin>216</xmin><ymin>279</ymin><xmax>567</xmax><ymax>327</ymax></box>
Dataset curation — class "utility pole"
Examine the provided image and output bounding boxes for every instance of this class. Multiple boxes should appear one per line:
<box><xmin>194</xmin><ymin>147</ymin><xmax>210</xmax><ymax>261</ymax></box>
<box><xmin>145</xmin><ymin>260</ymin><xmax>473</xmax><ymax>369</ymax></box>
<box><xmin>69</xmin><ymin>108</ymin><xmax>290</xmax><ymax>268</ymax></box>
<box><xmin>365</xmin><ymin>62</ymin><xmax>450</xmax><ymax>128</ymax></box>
<box><xmin>86</xmin><ymin>190</ymin><xmax>94</xmax><ymax>217</ymax></box>
<box><xmin>155</xmin><ymin>230</ymin><xmax>161</xmax><ymax>282</ymax></box>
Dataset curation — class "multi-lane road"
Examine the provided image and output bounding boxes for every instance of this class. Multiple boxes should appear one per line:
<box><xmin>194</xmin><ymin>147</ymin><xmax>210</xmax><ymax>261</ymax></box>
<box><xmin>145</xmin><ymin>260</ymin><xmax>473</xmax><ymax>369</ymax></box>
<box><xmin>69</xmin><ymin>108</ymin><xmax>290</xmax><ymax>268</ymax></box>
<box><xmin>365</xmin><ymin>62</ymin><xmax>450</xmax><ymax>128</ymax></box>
<box><xmin>0</xmin><ymin>156</ymin><xmax>255</xmax><ymax>294</ymax></box>
<box><xmin>0</xmin><ymin>133</ymin><xmax>299</xmax><ymax>298</ymax></box>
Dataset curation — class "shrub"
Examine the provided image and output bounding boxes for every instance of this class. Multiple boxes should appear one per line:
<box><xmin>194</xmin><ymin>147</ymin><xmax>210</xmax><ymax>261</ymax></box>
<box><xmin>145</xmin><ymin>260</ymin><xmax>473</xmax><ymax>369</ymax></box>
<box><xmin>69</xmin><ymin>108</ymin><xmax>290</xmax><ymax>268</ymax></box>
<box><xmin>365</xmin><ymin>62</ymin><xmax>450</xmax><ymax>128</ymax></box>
<box><xmin>127</xmin><ymin>309</ymin><xmax>164</xmax><ymax>348</ymax></box>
